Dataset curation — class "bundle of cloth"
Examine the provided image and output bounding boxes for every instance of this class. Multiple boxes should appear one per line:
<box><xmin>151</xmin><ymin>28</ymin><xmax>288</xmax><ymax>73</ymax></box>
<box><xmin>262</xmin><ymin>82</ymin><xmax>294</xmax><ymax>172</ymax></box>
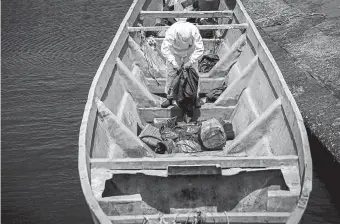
<box><xmin>139</xmin><ymin>117</ymin><xmax>235</xmax><ymax>154</ymax></box>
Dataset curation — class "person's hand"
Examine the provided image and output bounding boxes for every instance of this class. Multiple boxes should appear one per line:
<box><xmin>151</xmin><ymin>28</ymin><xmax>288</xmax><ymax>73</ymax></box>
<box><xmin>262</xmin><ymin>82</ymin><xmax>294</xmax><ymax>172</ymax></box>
<box><xmin>172</xmin><ymin>61</ymin><xmax>180</xmax><ymax>70</ymax></box>
<box><xmin>183</xmin><ymin>61</ymin><xmax>193</xmax><ymax>69</ymax></box>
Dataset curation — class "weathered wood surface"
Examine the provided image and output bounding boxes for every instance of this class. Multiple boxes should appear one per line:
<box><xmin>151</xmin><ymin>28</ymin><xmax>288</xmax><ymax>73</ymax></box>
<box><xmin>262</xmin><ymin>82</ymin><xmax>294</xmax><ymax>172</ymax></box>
<box><xmin>226</xmin><ymin>98</ymin><xmax>282</xmax><ymax>155</ymax></box>
<box><xmin>96</xmin><ymin>99</ymin><xmax>155</xmax><ymax>158</ymax></box>
<box><xmin>208</xmin><ymin>34</ymin><xmax>247</xmax><ymax>77</ymax></box>
<box><xmin>140</xmin><ymin>10</ymin><xmax>233</xmax><ymax>18</ymax></box>
<box><xmin>138</xmin><ymin>105</ymin><xmax>236</xmax><ymax>122</ymax></box>
<box><xmin>109</xmin><ymin>212</ymin><xmax>290</xmax><ymax>223</ymax></box>
<box><xmin>90</xmin><ymin>155</ymin><xmax>299</xmax><ymax>170</ymax></box>
<box><xmin>128</xmin><ymin>23</ymin><xmax>248</xmax><ymax>32</ymax></box>
<box><xmin>145</xmin><ymin>77</ymin><xmax>225</xmax><ymax>94</ymax></box>
<box><xmin>116</xmin><ymin>58</ymin><xmax>161</xmax><ymax>107</ymax></box>
<box><xmin>214</xmin><ymin>56</ymin><xmax>259</xmax><ymax>106</ymax></box>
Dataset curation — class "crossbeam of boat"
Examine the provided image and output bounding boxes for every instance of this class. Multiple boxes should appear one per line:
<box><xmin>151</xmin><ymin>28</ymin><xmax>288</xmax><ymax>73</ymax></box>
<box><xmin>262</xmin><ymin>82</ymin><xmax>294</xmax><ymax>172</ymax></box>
<box><xmin>146</xmin><ymin>77</ymin><xmax>225</xmax><ymax>94</ymax></box>
<box><xmin>139</xmin><ymin>10</ymin><xmax>233</xmax><ymax>18</ymax></box>
<box><xmin>138</xmin><ymin>105</ymin><xmax>236</xmax><ymax>122</ymax></box>
<box><xmin>109</xmin><ymin>212</ymin><xmax>290</xmax><ymax>223</ymax></box>
<box><xmin>128</xmin><ymin>23</ymin><xmax>248</xmax><ymax>32</ymax></box>
<box><xmin>90</xmin><ymin>155</ymin><xmax>298</xmax><ymax>170</ymax></box>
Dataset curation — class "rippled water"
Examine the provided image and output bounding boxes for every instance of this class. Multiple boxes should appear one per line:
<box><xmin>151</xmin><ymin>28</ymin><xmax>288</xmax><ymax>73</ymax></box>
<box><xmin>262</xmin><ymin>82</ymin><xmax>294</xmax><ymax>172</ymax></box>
<box><xmin>1</xmin><ymin>0</ymin><xmax>339</xmax><ymax>223</ymax></box>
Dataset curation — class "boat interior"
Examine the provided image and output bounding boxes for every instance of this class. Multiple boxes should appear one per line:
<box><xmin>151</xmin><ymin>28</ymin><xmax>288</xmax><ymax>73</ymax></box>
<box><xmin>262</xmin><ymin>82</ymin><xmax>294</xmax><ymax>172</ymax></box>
<box><xmin>82</xmin><ymin>0</ymin><xmax>311</xmax><ymax>223</ymax></box>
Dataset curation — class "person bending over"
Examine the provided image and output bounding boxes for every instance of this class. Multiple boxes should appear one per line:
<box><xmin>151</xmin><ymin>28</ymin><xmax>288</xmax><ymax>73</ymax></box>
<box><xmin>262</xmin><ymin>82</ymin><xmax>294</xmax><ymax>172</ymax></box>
<box><xmin>160</xmin><ymin>21</ymin><xmax>204</xmax><ymax>108</ymax></box>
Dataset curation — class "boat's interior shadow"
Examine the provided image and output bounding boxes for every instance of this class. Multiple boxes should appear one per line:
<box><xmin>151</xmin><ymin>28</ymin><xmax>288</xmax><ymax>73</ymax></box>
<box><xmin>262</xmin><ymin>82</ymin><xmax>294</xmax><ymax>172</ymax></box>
<box><xmin>102</xmin><ymin>170</ymin><xmax>288</xmax><ymax>213</ymax></box>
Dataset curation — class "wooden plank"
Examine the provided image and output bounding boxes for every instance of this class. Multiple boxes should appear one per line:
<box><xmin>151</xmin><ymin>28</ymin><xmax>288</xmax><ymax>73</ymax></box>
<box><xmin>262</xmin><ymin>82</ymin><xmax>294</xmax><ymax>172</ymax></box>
<box><xmin>90</xmin><ymin>155</ymin><xmax>298</xmax><ymax>170</ymax></box>
<box><xmin>226</xmin><ymin>98</ymin><xmax>283</xmax><ymax>155</ymax></box>
<box><xmin>138</xmin><ymin>105</ymin><xmax>236</xmax><ymax>122</ymax></box>
<box><xmin>109</xmin><ymin>212</ymin><xmax>290</xmax><ymax>223</ymax></box>
<box><xmin>214</xmin><ymin>55</ymin><xmax>259</xmax><ymax>106</ymax></box>
<box><xmin>116</xmin><ymin>58</ymin><xmax>161</xmax><ymax>107</ymax></box>
<box><xmin>208</xmin><ymin>34</ymin><xmax>247</xmax><ymax>78</ymax></box>
<box><xmin>145</xmin><ymin>77</ymin><xmax>225</xmax><ymax>94</ymax></box>
<box><xmin>140</xmin><ymin>10</ymin><xmax>233</xmax><ymax>18</ymax></box>
<box><xmin>98</xmin><ymin>195</ymin><xmax>143</xmax><ymax>216</ymax></box>
<box><xmin>98</xmin><ymin>194</ymin><xmax>142</xmax><ymax>203</ymax></box>
<box><xmin>96</xmin><ymin>99</ymin><xmax>155</xmax><ymax>158</ymax></box>
<box><xmin>128</xmin><ymin>23</ymin><xmax>248</xmax><ymax>32</ymax></box>
<box><xmin>167</xmin><ymin>164</ymin><xmax>222</xmax><ymax>175</ymax></box>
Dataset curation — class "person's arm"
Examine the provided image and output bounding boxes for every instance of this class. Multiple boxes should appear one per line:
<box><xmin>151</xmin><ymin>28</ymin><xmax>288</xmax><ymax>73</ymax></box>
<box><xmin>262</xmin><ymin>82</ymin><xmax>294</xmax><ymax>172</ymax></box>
<box><xmin>161</xmin><ymin>28</ymin><xmax>178</xmax><ymax>67</ymax></box>
<box><xmin>189</xmin><ymin>26</ymin><xmax>204</xmax><ymax>64</ymax></box>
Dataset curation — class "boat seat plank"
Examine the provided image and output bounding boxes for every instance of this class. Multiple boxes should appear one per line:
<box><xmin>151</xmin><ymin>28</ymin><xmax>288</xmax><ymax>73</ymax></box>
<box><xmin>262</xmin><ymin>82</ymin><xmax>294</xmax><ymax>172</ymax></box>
<box><xmin>109</xmin><ymin>212</ymin><xmax>290</xmax><ymax>223</ymax></box>
<box><xmin>139</xmin><ymin>10</ymin><xmax>233</xmax><ymax>18</ymax></box>
<box><xmin>146</xmin><ymin>77</ymin><xmax>225</xmax><ymax>94</ymax></box>
<box><xmin>138</xmin><ymin>105</ymin><xmax>236</xmax><ymax>122</ymax></box>
<box><xmin>98</xmin><ymin>195</ymin><xmax>143</xmax><ymax>216</ymax></box>
<box><xmin>128</xmin><ymin>24</ymin><xmax>248</xmax><ymax>32</ymax></box>
<box><xmin>90</xmin><ymin>155</ymin><xmax>299</xmax><ymax>170</ymax></box>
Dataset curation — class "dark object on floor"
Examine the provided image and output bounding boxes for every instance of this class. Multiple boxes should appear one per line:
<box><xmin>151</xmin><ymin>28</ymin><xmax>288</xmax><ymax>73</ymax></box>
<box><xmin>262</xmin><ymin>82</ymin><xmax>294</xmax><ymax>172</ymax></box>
<box><xmin>199</xmin><ymin>118</ymin><xmax>227</xmax><ymax>150</ymax></box>
<box><xmin>198</xmin><ymin>54</ymin><xmax>220</xmax><ymax>73</ymax></box>
<box><xmin>221</xmin><ymin>120</ymin><xmax>235</xmax><ymax>140</ymax></box>
<box><xmin>161</xmin><ymin>98</ymin><xmax>173</xmax><ymax>108</ymax></box>
<box><xmin>206</xmin><ymin>81</ymin><xmax>227</xmax><ymax>103</ymax></box>
<box><xmin>172</xmin><ymin>67</ymin><xmax>199</xmax><ymax>113</ymax></box>
<box><xmin>198</xmin><ymin>0</ymin><xmax>220</xmax><ymax>11</ymax></box>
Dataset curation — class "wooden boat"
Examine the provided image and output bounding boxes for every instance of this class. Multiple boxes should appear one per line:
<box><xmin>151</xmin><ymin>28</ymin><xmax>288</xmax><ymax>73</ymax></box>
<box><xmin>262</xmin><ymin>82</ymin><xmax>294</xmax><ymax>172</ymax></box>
<box><xmin>78</xmin><ymin>0</ymin><xmax>312</xmax><ymax>223</ymax></box>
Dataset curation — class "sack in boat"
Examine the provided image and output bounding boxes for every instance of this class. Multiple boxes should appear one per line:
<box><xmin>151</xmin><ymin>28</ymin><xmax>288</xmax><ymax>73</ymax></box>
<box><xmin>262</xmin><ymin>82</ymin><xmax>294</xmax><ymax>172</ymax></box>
<box><xmin>199</xmin><ymin>118</ymin><xmax>227</xmax><ymax>150</ymax></box>
<box><xmin>175</xmin><ymin>140</ymin><xmax>202</xmax><ymax>153</ymax></box>
<box><xmin>198</xmin><ymin>54</ymin><xmax>220</xmax><ymax>73</ymax></box>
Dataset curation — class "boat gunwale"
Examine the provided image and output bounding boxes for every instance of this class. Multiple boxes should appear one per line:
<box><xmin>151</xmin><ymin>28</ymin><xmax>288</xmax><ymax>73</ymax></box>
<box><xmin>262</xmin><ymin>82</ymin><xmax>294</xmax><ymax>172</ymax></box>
<box><xmin>78</xmin><ymin>0</ymin><xmax>312</xmax><ymax>223</ymax></box>
<box><xmin>78</xmin><ymin>0</ymin><xmax>148</xmax><ymax>223</ymax></box>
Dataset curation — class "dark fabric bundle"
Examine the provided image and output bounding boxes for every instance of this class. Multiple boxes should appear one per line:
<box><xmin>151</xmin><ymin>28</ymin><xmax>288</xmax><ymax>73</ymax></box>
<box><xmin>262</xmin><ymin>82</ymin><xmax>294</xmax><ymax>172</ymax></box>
<box><xmin>198</xmin><ymin>54</ymin><xmax>220</xmax><ymax>73</ymax></box>
<box><xmin>198</xmin><ymin>18</ymin><xmax>218</xmax><ymax>38</ymax></box>
<box><xmin>171</xmin><ymin>67</ymin><xmax>199</xmax><ymax>111</ymax></box>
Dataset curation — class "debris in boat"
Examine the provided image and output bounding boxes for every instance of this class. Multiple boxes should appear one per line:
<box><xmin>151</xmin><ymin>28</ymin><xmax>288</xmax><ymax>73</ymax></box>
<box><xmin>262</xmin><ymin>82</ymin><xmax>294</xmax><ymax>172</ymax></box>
<box><xmin>198</xmin><ymin>53</ymin><xmax>220</xmax><ymax>73</ymax></box>
<box><xmin>139</xmin><ymin>124</ymin><xmax>163</xmax><ymax>148</ymax></box>
<box><xmin>200</xmin><ymin>118</ymin><xmax>227</xmax><ymax>150</ymax></box>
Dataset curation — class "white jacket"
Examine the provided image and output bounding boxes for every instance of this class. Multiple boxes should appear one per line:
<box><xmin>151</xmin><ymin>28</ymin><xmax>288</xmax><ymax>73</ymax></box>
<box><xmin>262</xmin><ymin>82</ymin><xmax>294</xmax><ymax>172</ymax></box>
<box><xmin>161</xmin><ymin>21</ymin><xmax>204</xmax><ymax>65</ymax></box>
